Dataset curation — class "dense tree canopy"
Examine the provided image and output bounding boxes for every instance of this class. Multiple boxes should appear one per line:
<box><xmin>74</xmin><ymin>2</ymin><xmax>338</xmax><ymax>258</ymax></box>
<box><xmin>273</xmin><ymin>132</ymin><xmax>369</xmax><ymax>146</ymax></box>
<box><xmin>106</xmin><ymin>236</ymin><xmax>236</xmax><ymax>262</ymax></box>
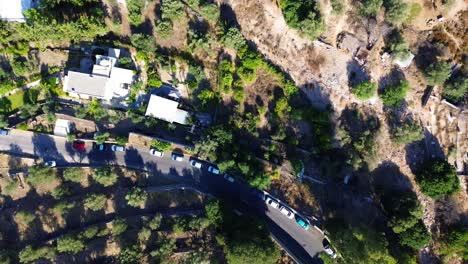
<box><xmin>92</xmin><ymin>167</ymin><xmax>118</xmax><ymax>187</ymax></box>
<box><xmin>279</xmin><ymin>0</ymin><xmax>324</xmax><ymax>40</ymax></box>
<box><xmin>392</xmin><ymin>120</ymin><xmax>424</xmax><ymax>145</ymax></box>
<box><xmin>416</xmin><ymin>159</ymin><xmax>459</xmax><ymax>199</ymax></box>
<box><xmin>380</xmin><ymin>80</ymin><xmax>410</xmax><ymax>108</ymax></box>
<box><xmin>352</xmin><ymin>80</ymin><xmax>377</xmax><ymax>99</ymax></box>
<box><xmin>56</xmin><ymin>234</ymin><xmax>85</xmax><ymax>254</ymax></box>
<box><xmin>438</xmin><ymin>224</ymin><xmax>468</xmax><ymax>260</ymax></box>
<box><xmin>424</xmin><ymin>61</ymin><xmax>452</xmax><ymax>86</ymax></box>
<box><xmin>26</xmin><ymin>165</ymin><xmax>57</xmax><ymax>188</ymax></box>
<box><xmin>443</xmin><ymin>75</ymin><xmax>467</xmax><ymax>104</ymax></box>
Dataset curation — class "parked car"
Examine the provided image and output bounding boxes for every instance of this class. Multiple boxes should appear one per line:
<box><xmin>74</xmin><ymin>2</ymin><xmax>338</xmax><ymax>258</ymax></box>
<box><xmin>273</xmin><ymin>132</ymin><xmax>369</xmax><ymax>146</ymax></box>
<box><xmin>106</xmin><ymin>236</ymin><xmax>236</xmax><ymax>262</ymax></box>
<box><xmin>295</xmin><ymin>217</ymin><xmax>310</xmax><ymax>230</ymax></box>
<box><xmin>0</xmin><ymin>129</ymin><xmax>9</xmax><ymax>136</ymax></box>
<box><xmin>223</xmin><ymin>173</ymin><xmax>235</xmax><ymax>183</ymax></box>
<box><xmin>207</xmin><ymin>166</ymin><xmax>220</xmax><ymax>175</ymax></box>
<box><xmin>72</xmin><ymin>140</ymin><xmax>86</xmax><ymax>151</ymax></box>
<box><xmin>150</xmin><ymin>148</ymin><xmax>164</xmax><ymax>157</ymax></box>
<box><xmin>279</xmin><ymin>206</ymin><xmax>295</xmax><ymax>219</ymax></box>
<box><xmin>251</xmin><ymin>189</ymin><xmax>265</xmax><ymax>200</ymax></box>
<box><xmin>265</xmin><ymin>196</ymin><xmax>280</xmax><ymax>209</ymax></box>
<box><xmin>171</xmin><ymin>153</ymin><xmax>184</xmax><ymax>162</ymax></box>
<box><xmin>111</xmin><ymin>145</ymin><xmax>125</xmax><ymax>152</ymax></box>
<box><xmin>44</xmin><ymin>161</ymin><xmax>56</xmax><ymax>167</ymax></box>
<box><xmin>93</xmin><ymin>143</ymin><xmax>107</xmax><ymax>151</ymax></box>
<box><xmin>322</xmin><ymin>238</ymin><xmax>337</xmax><ymax>259</ymax></box>
<box><xmin>189</xmin><ymin>158</ymin><xmax>202</xmax><ymax>168</ymax></box>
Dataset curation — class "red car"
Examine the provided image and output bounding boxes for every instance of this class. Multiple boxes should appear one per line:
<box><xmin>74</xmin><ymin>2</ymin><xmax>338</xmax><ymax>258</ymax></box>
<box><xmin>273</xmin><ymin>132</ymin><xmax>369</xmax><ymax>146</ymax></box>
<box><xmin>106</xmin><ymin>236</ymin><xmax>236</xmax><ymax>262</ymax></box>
<box><xmin>72</xmin><ymin>141</ymin><xmax>86</xmax><ymax>151</ymax></box>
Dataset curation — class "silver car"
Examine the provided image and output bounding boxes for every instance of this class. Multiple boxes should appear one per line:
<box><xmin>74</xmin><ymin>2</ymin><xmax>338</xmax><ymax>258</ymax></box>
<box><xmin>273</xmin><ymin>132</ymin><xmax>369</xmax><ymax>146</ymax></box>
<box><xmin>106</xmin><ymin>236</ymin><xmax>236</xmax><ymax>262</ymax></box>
<box><xmin>150</xmin><ymin>148</ymin><xmax>164</xmax><ymax>157</ymax></box>
<box><xmin>111</xmin><ymin>145</ymin><xmax>125</xmax><ymax>152</ymax></box>
<box><xmin>189</xmin><ymin>158</ymin><xmax>202</xmax><ymax>168</ymax></box>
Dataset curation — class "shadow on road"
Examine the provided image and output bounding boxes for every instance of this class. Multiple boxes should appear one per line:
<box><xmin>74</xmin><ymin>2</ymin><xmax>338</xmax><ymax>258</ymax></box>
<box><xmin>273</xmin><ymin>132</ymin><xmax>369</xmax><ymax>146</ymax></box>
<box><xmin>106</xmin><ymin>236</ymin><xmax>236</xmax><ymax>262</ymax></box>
<box><xmin>32</xmin><ymin>134</ymin><xmax>65</xmax><ymax>163</ymax></box>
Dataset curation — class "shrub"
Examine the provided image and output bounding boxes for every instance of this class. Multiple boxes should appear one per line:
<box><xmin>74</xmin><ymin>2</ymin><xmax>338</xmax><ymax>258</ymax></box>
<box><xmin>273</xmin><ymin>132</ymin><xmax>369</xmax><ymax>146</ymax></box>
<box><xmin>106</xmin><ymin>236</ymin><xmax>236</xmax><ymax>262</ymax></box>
<box><xmin>443</xmin><ymin>75</ymin><xmax>467</xmax><ymax>104</ymax></box>
<box><xmin>63</xmin><ymin>167</ymin><xmax>85</xmax><ymax>183</ymax></box>
<box><xmin>147</xmin><ymin>70</ymin><xmax>163</xmax><ymax>88</ymax></box>
<box><xmin>112</xmin><ymin>218</ymin><xmax>128</xmax><ymax>236</ymax></box>
<box><xmin>425</xmin><ymin>61</ymin><xmax>451</xmax><ymax>86</ymax></box>
<box><xmin>330</xmin><ymin>0</ymin><xmax>345</xmax><ymax>14</ymax></box>
<box><xmin>92</xmin><ymin>167</ymin><xmax>118</xmax><ymax>187</ymax></box>
<box><xmin>130</xmin><ymin>34</ymin><xmax>157</xmax><ymax>53</ymax></box>
<box><xmin>15</xmin><ymin>211</ymin><xmax>35</xmax><ymax>225</ymax></box>
<box><xmin>150</xmin><ymin>139</ymin><xmax>171</xmax><ymax>151</ymax></box>
<box><xmin>392</xmin><ymin>120</ymin><xmax>424</xmax><ymax>144</ymax></box>
<box><xmin>57</xmin><ymin>234</ymin><xmax>85</xmax><ymax>254</ymax></box>
<box><xmin>380</xmin><ymin>80</ymin><xmax>409</xmax><ymax>107</ymax></box>
<box><xmin>205</xmin><ymin>199</ymin><xmax>223</xmax><ymax>227</ymax></box>
<box><xmin>274</xmin><ymin>97</ymin><xmax>291</xmax><ymax>118</ymax></box>
<box><xmin>237</xmin><ymin>66</ymin><xmax>256</xmax><ymax>83</ymax></box>
<box><xmin>200</xmin><ymin>3</ymin><xmax>220</xmax><ymax>23</ymax></box>
<box><xmin>119</xmin><ymin>245</ymin><xmax>143</xmax><ymax>264</ymax></box>
<box><xmin>127</xmin><ymin>0</ymin><xmax>145</xmax><ymax>26</ymax></box>
<box><xmin>150</xmin><ymin>236</ymin><xmax>176</xmax><ymax>259</ymax></box>
<box><xmin>352</xmin><ymin>80</ymin><xmax>377</xmax><ymax>99</ymax></box>
<box><xmin>438</xmin><ymin>225</ymin><xmax>468</xmax><ymax>259</ymax></box>
<box><xmin>222</xmin><ymin>27</ymin><xmax>247</xmax><ymax>51</ymax></box>
<box><xmin>118</xmin><ymin>57</ymin><xmax>133</xmax><ymax>69</ymax></box>
<box><xmin>161</xmin><ymin>0</ymin><xmax>185</xmax><ymax>21</ymax></box>
<box><xmin>283</xmin><ymin>80</ymin><xmax>298</xmax><ymax>97</ymax></box>
<box><xmin>398</xmin><ymin>221</ymin><xmax>431</xmax><ymax>249</ymax></box>
<box><xmin>19</xmin><ymin>103</ymin><xmax>39</xmax><ymax>119</ymax></box>
<box><xmin>19</xmin><ymin>245</ymin><xmax>55</xmax><ymax>263</ymax></box>
<box><xmin>81</xmin><ymin>226</ymin><xmax>99</xmax><ymax>240</ymax></box>
<box><xmin>415</xmin><ymin>159</ymin><xmax>460</xmax><ymax>199</ymax></box>
<box><xmin>360</xmin><ymin>0</ymin><xmax>383</xmax><ymax>16</ymax></box>
<box><xmin>125</xmin><ymin>187</ymin><xmax>148</xmax><ymax>207</ymax></box>
<box><xmin>384</xmin><ymin>0</ymin><xmax>410</xmax><ymax>24</ymax></box>
<box><xmin>279</xmin><ymin>0</ymin><xmax>324</xmax><ymax>40</ymax></box>
<box><xmin>116</xmin><ymin>136</ymin><xmax>128</xmax><ymax>145</ymax></box>
<box><xmin>26</xmin><ymin>165</ymin><xmax>57</xmax><ymax>188</ymax></box>
<box><xmin>138</xmin><ymin>227</ymin><xmax>152</xmax><ymax>242</ymax></box>
<box><xmin>155</xmin><ymin>20</ymin><xmax>173</xmax><ymax>39</ymax></box>
<box><xmin>2</xmin><ymin>179</ymin><xmax>18</xmax><ymax>195</ymax></box>
<box><xmin>85</xmin><ymin>193</ymin><xmax>107</xmax><ymax>211</ymax></box>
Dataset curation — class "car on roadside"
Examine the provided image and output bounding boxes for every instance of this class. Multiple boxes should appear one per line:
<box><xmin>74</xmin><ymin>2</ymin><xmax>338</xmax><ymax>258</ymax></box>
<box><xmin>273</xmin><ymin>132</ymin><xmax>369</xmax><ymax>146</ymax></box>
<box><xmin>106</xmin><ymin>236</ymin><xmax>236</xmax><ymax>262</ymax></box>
<box><xmin>223</xmin><ymin>173</ymin><xmax>235</xmax><ymax>183</ymax></box>
<box><xmin>279</xmin><ymin>206</ymin><xmax>294</xmax><ymax>219</ymax></box>
<box><xmin>0</xmin><ymin>129</ymin><xmax>9</xmax><ymax>136</ymax></box>
<box><xmin>72</xmin><ymin>140</ymin><xmax>86</xmax><ymax>151</ymax></box>
<box><xmin>322</xmin><ymin>237</ymin><xmax>337</xmax><ymax>259</ymax></box>
<box><xmin>295</xmin><ymin>217</ymin><xmax>310</xmax><ymax>230</ymax></box>
<box><xmin>44</xmin><ymin>161</ymin><xmax>56</xmax><ymax>167</ymax></box>
<box><xmin>171</xmin><ymin>153</ymin><xmax>184</xmax><ymax>162</ymax></box>
<box><xmin>93</xmin><ymin>143</ymin><xmax>107</xmax><ymax>151</ymax></box>
<box><xmin>251</xmin><ymin>189</ymin><xmax>265</xmax><ymax>200</ymax></box>
<box><xmin>265</xmin><ymin>196</ymin><xmax>280</xmax><ymax>209</ymax></box>
<box><xmin>189</xmin><ymin>158</ymin><xmax>202</xmax><ymax>168</ymax></box>
<box><xmin>150</xmin><ymin>148</ymin><xmax>164</xmax><ymax>157</ymax></box>
<box><xmin>111</xmin><ymin>145</ymin><xmax>125</xmax><ymax>152</ymax></box>
<box><xmin>207</xmin><ymin>166</ymin><xmax>220</xmax><ymax>175</ymax></box>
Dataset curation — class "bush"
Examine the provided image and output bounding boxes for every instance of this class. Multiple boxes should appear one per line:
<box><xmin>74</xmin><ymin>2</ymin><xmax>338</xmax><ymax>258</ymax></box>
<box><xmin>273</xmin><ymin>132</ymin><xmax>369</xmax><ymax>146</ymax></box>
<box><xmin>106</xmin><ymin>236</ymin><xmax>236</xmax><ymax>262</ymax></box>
<box><xmin>274</xmin><ymin>97</ymin><xmax>291</xmax><ymax>118</ymax></box>
<box><xmin>130</xmin><ymin>34</ymin><xmax>157</xmax><ymax>53</ymax></box>
<box><xmin>92</xmin><ymin>167</ymin><xmax>118</xmax><ymax>187</ymax></box>
<box><xmin>15</xmin><ymin>211</ymin><xmax>35</xmax><ymax>225</ymax></box>
<box><xmin>19</xmin><ymin>103</ymin><xmax>40</xmax><ymax>119</ymax></box>
<box><xmin>200</xmin><ymin>3</ymin><xmax>220</xmax><ymax>23</ymax></box>
<box><xmin>237</xmin><ymin>66</ymin><xmax>256</xmax><ymax>83</ymax></box>
<box><xmin>147</xmin><ymin>70</ymin><xmax>163</xmax><ymax>88</ymax></box>
<box><xmin>127</xmin><ymin>0</ymin><xmax>145</xmax><ymax>26</ymax></box>
<box><xmin>125</xmin><ymin>187</ymin><xmax>148</xmax><ymax>207</ymax></box>
<box><xmin>360</xmin><ymin>0</ymin><xmax>383</xmax><ymax>16</ymax></box>
<box><xmin>19</xmin><ymin>245</ymin><xmax>55</xmax><ymax>263</ymax></box>
<box><xmin>384</xmin><ymin>0</ymin><xmax>410</xmax><ymax>24</ymax></box>
<box><xmin>283</xmin><ymin>80</ymin><xmax>298</xmax><ymax>97</ymax></box>
<box><xmin>161</xmin><ymin>0</ymin><xmax>185</xmax><ymax>21</ymax></box>
<box><xmin>155</xmin><ymin>20</ymin><xmax>173</xmax><ymax>39</ymax></box>
<box><xmin>57</xmin><ymin>234</ymin><xmax>85</xmax><ymax>254</ymax></box>
<box><xmin>380</xmin><ymin>80</ymin><xmax>409</xmax><ymax>108</ymax></box>
<box><xmin>2</xmin><ymin>179</ymin><xmax>18</xmax><ymax>195</ymax></box>
<box><xmin>150</xmin><ymin>139</ymin><xmax>171</xmax><ymax>151</ymax></box>
<box><xmin>392</xmin><ymin>120</ymin><xmax>424</xmax><ymax>144</ymax></box>
<box><xmin>119</xmin><ymin>245</ymin><xmax>143</xmax><ymax>264</ymax></box>
<box><xmin>330</xmin><ymin>0</ymin><xmax>345</xmax><ymax>14</ymax></box>
<box><xmin>63</xmin><ymin>167</ymin><xmax>85</xmax><ymax>183</ymax></box>
<box><xmin>222</xmin><ymin>27</ymin><xmax>247</xmax><ymax>51</ymax></box>
<box><xmin>352</xmin><ymin>80</ymin><xmax>377</xmax><ymax>99</ymax></box>
<box><xmin>398</xmin><ymin>221</ymin><xmax>431</xmax><ymax>249</ymax></box>
<box><xmin>85</xmin><ymin>193</ymin><xmax>107</xmax><ymax>211</ymax></box>
<box><xmin>26</xmin><ymin>165</ymin><xmax>57</xmax><ymax>188</ymax></box>
<box><xmin>112</xmin><ymin>218</ymin><xmax>128</xmax><ymax>236</ymax></box>
<box><xmin>405</xmin><ymin>3</ymin><xmax>422</xmax><ymax>24</ymax></box>
<box><xmin>81</xmin><ymin>226</ymin><xmax>99</xmax><ymax>240</ymax></box>
<box><xmin>54</xmin><ymin>201</ymin><xmax>76</xmax><ymax>215</ymax></box>
<box><xmin>205</xmin><ymin>199</ymin><xmax>223</xmax><ymax>227</ymax></box>
<box><xmin>443</xmin><ymin>75</ymin><xmax>467</xmax><ymax>104</ymax></box>
<box><xmin>438</xmin><ymin>225</ymin><xmax>468</xmax><ymax>259</ymax></box>
<box><xmin>415</xmin><ymin>159</ymin><xmax>460</xmax><ymax>199</ymax></box>
<box><xmin>424</xmin><ymin>61</ymin><xmax>451</xmax><ymax>86</ymax></box>
<box><xmin>279</xmin><ymin>0</ymin><xmax>324</xmax><ymax>40</ymax></box>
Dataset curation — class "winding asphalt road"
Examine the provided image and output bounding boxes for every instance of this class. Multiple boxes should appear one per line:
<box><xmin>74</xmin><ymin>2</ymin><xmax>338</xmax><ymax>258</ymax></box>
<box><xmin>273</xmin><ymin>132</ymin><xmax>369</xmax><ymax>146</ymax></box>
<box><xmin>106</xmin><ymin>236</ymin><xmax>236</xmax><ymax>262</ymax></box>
<box><xmin>0</xmin><ymin>129</ymin><xmax>324</xmax><ymax>263</ymax></box>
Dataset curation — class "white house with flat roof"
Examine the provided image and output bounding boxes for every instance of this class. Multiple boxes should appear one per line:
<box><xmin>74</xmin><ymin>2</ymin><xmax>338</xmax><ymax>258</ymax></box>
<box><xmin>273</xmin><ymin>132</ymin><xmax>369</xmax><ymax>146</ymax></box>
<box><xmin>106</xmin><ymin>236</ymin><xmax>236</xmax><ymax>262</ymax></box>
<box><xmin>0</xmin><ymin>0</ymin><xmax>37</xmax><ymax>22</ymax></box>
<box><xmin>145</xmin><ymin>94</ymin><xmax>189</xmax><ymax>125</ymax></box>
<box><xmin>63</xmin><ymin>48</ymin><xmax>134</xmax><ymax>101</ymax></box>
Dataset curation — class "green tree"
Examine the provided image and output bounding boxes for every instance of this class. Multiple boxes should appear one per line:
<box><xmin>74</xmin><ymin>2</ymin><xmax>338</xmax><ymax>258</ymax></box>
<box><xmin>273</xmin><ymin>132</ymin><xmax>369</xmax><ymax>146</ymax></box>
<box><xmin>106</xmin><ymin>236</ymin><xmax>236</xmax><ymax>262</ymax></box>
<box><xmin>161</xmin><ymin>0</ymin><xmax>185</xmax><ymax>21</ymax></box>
<box><xmin>81</xmin><ymin>226</ymin><xmax>99</xmax><ymax>240</ymax></box>
<box><xmin>130</xmin><ymin>34</ymin><xmax>157</xmax><ymax>53</ymax></box>
<box><xmin>63</xmin><ymin>167</ymin><xmax>85</xmax><ymax>183</ymax></box>
<box><xmin>150</xmin><ymin>236</ymin><xmax>176</xmax><ymax>260</ymax></box>
<box><xmin>425</xmin><ymin>61</ymin><xmax>451</xmax><ymax>86</ymax></box>
<box><xmin>19</xmin><ymin>246</ymin><xmax>56</xmax><ymax>263</ymax></box>
<box><xmin>125</xmin><ymin>187</ymin><xmax>148</xmax><ymax>207</ymax></box>
<box><xmin>392</xmin><ymin>120</ymin><xmax>424</xmax><ymax>145</ymax></box>
<box><xmin>155</xmin><ymin>20</ymin><xmax>173</xmax><ymax>39</ymax></box>
<box><xmin>56</xmin><ymin>234</ymin><xmax>85</xmax><ymax>254</ymax></box>
<box><xmin>384</xmin><ymin>0</ymin><xmax>410</xmax><ymax>24</ymax></box>
<box><xmin>92</xmin><ymin>167</ymin><xmax>118</xmax><ymax>187</ymax></box>
<box><xmin>146</xmin><ymin>215</ymin><xmax>162</xmax><ymax>230</ymax></box>
<box><xmin>84</xmin><ymin>193</ymin><xmax>107</xmax><ymax>211</ymax></box>
<box><xmin>150</xmin><ymin>139</ymin><xmax>171</xmax><ymax>151</ymax></box>
<box><xmin>279</xmin><ymin>0</ymin><xmax>324</xmax><ymax>40</ymax></box>
<box><xmin>415</xmin><ymin>159</ymin><xmax>460</xmax><ymax>199</ymax></box>
<box><xmin>438</xmin><ymin>225</ymin><xmax>468</xmax><ymax>260</ymax></box>
<box><xmin>200</xmin><ymin>3</ymin><xmax>220</xmax><ymax>23</ymax></box>
<box><xmin>112</xmin><ymin>218</ymin><xmax>128</xmax><ymax>236</ymax></box>
<box><xmin>398</xmin><ymin>221</ymin><xmax>431</xmax><ymax>249</ymax></box>
<box><xmin>15</xmin><ymin>211</ymin><xmax>36</xmax><ymax>225</ymax></box>
<box><xmin>147</xmin><ymin>70</ymin><xmax>163</xmax><ymax>88</ymax></box>
<box><xmin>127</xmin><ymin>0</ymin><xmax>145</xmax><ymax>26</ymax></box>
<box><xmin>19</xmin><ymin>104</ymin><xmax>40</xmax><ymax>119</ymax></box>
<box><xmin>0</xmin><ymin>250</ymin><xmax>13</xmax><ymax>264</ymax></box>
<box><xmin>387</xmin><ymin>31</ymin><xmax>411</xmax><ymax>61</ymax></box>
<box><xmin>53</xmin><ymin>201</ymin><xmax>76</xmax><ymax>215</ymax></box>
<box><xmin>352</xmin><ymin>80</ymin><xmax>377</xmax><ymax>99</ymax></box>
<box><xmin>360</xmin><ymin>0</ymin><xmax>383</xmax><ymax>16</ymax></box>
<box><xmin>26</xmin><ymin>165</ymin><xmax>57</xmax><ymax>188</ymax></box>
<box><xmin>51</xmin><ymin>185</ymin><xmax>71</xmax><ymax>200</ymax></box>
<box><xmin>205</xmin><ymin>199</ymin><xmax>223</xmax><ymax>227</ymax></box>
<box><xmin>88</xmin><ymin>99</ymin><xmax>107</xmax><ymax>121</ymax></box>
<box><xmin>94</xmin><ymin>132</ymin><xmax>110</xmax><ymax>145</ymax></box>
<box><xmin>380</xmin><ymin>80</ymin><xmax>410</xmax><ymax>108</ymax></box>
<box><xmin>443</xmin><ymin>75</ymin><xmax>467</xmax><ymax>104</ymax></box>
<box><xmin>0</xmin><ymin>114</ymin><xmax>8</xmax><ymax>128</ymax></box>
<box><xmin>119</xmin><ymin>245</ymin><xmax>143</xmax><ymax>264</ymax></box>
<box><xmin>222</xmin><ymin>27</ymin><xmax>247</xmax><ymax>51</ymax></box>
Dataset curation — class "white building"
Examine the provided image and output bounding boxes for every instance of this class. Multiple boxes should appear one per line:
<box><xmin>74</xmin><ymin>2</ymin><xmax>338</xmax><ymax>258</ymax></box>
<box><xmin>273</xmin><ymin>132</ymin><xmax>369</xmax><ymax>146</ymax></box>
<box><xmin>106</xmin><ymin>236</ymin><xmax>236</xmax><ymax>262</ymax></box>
<box><xmin>145</xmin><ymin>95</ymin><xmax>189</xmax><ymax>125</ymax></box>
<box><xmin>63</xmin><ymin>48</ymin><xmax>134</xmax><ymax>101</ymax></box>
<box><xmin>0</xmin><ymin>0</ymin><xmax>36</xmax><ymax>22</ymax></box>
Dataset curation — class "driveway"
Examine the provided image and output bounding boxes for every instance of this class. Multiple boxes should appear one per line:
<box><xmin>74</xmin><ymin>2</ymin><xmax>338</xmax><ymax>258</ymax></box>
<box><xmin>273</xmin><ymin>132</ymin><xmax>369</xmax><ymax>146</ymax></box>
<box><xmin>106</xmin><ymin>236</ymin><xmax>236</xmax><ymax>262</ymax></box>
<box><xmin>0</xmin><ymin>129</ymin><xmax>324</xmax><ymax>263</ymax></box>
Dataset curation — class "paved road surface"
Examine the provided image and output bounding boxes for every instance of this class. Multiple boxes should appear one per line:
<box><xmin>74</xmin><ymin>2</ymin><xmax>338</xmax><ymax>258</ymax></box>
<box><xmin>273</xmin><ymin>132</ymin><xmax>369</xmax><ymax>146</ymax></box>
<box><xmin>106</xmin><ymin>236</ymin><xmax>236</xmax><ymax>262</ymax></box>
<box><xmin>0</xmin><ymin>130</ymin><xmax>324</xmax><ymax>263</ymax></box>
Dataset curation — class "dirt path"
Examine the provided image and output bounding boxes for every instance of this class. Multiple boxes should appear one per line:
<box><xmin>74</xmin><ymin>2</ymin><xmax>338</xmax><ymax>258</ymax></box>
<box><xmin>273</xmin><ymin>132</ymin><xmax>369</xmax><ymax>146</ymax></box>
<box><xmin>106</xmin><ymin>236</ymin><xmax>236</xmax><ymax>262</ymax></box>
<box><xmin>117</xmin><ymin>0</ymin><xmax>132</xmax><ymax>37</ymax></box>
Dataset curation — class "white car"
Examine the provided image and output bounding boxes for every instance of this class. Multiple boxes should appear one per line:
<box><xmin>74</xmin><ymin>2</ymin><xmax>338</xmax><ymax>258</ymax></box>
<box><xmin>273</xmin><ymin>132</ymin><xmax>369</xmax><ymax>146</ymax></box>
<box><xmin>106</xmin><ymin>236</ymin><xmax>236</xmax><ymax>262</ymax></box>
<box><xmin>223</xmin><ymin>173</ymin><xmax>235</xmax><ymax>183</ymax></box>
<box><xmin>208</xmin><ymin>166</ymin><xmax>220</xmax><ymax>175</ymax></box>
<box><xmin>111</xmin><ymin>145</ymin><xmax>125</xmax><ymax>152</ymax></box>
<box><xmin>323</xmin><ymin>238</ymin><xmax>337</xmax><ymax>259</ymax></box>
<box><xmin>279</xmin><ymin>206</ymin><xmax>294</xmax><ymax>219</ymax></box>
<box><xmin>150</xmin><ymin>148</ymin><xmax>164</xmax><ymax>157</ymax></box>
<box><xmin>265</xmin><ymin>197</ymin><xmax>280</xmax><ymax>209</ymax></box>
<box><xmin>189</xmin><ymin>158</ymin><xmax>202</xmax><ymax>168</ymax></box>
<box><xmin>171</xmin><ymin>153</ymin><xmax>184</xmax><ymax>162</ymax></box>
<box><xmin>44</xmin><ymin>161</ymin><xmax>56</xmax><ymax>167</ymax></box>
